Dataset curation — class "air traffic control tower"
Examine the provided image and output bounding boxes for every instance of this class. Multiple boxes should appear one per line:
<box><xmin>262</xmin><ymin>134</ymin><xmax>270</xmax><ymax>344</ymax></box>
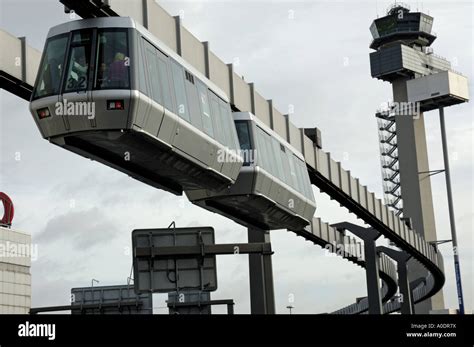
<box><xmin>369</xmin><ymin>4</ymin><xmax>469</xmax><ymax>313</ymax></box>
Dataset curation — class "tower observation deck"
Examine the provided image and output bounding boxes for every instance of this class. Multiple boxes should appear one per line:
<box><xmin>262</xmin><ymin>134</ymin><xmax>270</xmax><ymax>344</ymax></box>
<box><xmin>370</xmin><ymin>3</ymin><xmax>436</xmax><ymax>51</ymax></box>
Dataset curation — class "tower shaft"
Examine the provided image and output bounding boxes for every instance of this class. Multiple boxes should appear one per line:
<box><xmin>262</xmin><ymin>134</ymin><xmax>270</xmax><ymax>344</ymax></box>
<box><xmin>392</xmin><ymin>78</ymin><xmax>445</xmax><ymax>312</ymax></box>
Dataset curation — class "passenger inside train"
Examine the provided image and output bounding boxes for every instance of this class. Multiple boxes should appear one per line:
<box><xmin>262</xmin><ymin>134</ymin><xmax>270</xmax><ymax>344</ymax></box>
<box><xmin>95</xmin><ymin>31</ymin><xmax>129</xmax><ymax>89</ymax></box>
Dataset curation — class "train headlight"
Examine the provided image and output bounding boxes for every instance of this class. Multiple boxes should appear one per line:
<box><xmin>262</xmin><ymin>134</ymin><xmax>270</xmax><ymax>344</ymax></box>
<box><xmin>107</xmin><ymin>100</ymin><xmax>124</xmax><ymax>110</ymax></box>
<box><xmin>37</xmin><ymin>107</ymin><xmax>51</xmax><ymax>119</ymax></box>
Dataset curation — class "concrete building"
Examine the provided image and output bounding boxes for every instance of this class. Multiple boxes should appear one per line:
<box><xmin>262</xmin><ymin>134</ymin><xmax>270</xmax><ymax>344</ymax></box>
<box><xmin>0</xmin><ymin>226</ymin><xmax>32</xmax><ymax>314</ymax></box>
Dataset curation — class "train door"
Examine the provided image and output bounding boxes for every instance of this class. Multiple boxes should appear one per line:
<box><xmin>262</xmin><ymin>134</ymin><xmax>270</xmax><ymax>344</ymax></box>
<box><xmin>133</xmin><ymin>35</ymin><xmax>151</xmax><ymax>130</ymax></box>
<box><xmin>91</xmin><ymin>28</ymin><xmax>131</xmax><ymax>130</ymax></box>
<box><xmin>155</xmin><ymin>49</ymin><xmax>178</xmax><ymax>145</ymax></box>
<box><xmin>60</xmin><ymin>29</ymin><xmax>95</xmax><ymax>132</ymax></box>
<box><xmin>30</xmin><ymin>33</ymin><xmax>70</xmax><ymax>136</ymax></box>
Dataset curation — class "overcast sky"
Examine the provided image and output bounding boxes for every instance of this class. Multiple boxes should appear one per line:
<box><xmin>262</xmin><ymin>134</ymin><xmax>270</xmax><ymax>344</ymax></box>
<box><xmin>0</xmin><ymin>0</ymin><xmax>472</xmax><ymax>314</ymax></box>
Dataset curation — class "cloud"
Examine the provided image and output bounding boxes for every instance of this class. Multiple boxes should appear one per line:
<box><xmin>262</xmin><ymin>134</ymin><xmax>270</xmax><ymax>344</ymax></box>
<box><xmin>35</xmin><ymin>207</ymin><xmax>117</xmax><ymax>250</ymax></box>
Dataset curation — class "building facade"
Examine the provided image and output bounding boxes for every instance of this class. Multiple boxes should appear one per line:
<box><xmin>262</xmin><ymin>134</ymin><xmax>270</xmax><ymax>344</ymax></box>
<box><xmin>0</xmin><ymin>226</ymin><xmax>32</xmax><ymax>314</ymax></box>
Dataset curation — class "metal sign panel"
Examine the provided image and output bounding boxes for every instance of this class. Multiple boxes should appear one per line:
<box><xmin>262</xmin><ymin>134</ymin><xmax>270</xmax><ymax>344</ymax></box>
<box><xmin>132</xmin><ymin>227</ymin><xmax>217</xmax><ymax>293</ymax></box>
<box><xmin>167</xmin><ymin>291</ymin><xmax>212</xmax><ymax>315</ymax></box>
<box><xmin>71</xmin><ymin>285</ymin><xmax>152</xmax><ymax>315</ymax></box>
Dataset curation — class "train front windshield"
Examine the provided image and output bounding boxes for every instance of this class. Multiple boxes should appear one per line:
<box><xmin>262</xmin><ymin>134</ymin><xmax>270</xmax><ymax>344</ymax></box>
<box><xmin>33</xmin><ymin>34</ymin><xmax>68</xmax><ymax>98</ymax></box>
<box><xmin>63</xmin><ymin>31</ymin><xmax>93</xmax><ymax>93</ymax></box>
<box><xmin>33</xmin><ymin>29</ymin><xmax>130</xmax><ymax>100</ymax></box>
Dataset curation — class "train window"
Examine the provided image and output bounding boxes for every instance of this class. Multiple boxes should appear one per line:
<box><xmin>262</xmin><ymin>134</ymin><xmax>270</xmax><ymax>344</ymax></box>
<box><xmin>296</xmin><ymin>160</ymin><xmax>308</xmax><ymax>198</ymax></box>
<box><xmin>230</xmin><ymin>112</ymin><xmax>241</xmax><ymax>150</ymax></box>
<box><xmin>33</xmin><ymin>34</ymin><xmax>68</xmax><ymax>99</ymax></box>
<box><xmin>64</xmin><ymin>31</ymin><xmax>92</xmax><ymax>93</ymax></box>
<box><xmin>156</xmin><ymin>53</ymin><xmax>174</xmax><ymax>112</ymax></box>
<box><xmin>294</xmin><ymin>155</ymin><xmax>313</xmax><ymax>199</ymax></box>
<box><xmin>294</xmin><ymin>157</ymin><xmax>307</xmax><ymax>197</ymax></box>
<box><xmin>256</xmin><ymin>126</ymin><xmax>276</xmax><ymax>175</ymax></box>
<box><xmin>271</xmin><ymin>138</ymin><xmax>285</xmax><ymax>181</ymax></box>
<box><xmin>170</xmin><ymin>60</ymin><xmax>190</xmax><ymax>122</ymax></box>
<box><xmin>229</xmin><ymin>117</ymin><xmax>241</xmax><ymax>151</ymax></box>
<box><xmin>219</xmin><ymin>100</ymin><xmax>240</xmax><ymax>151</ymax></box>
<box><xmin>279</xmin><ymin>145</ymin><xmax>291</xmax><ymax>184</ymax></box>
<box><xmin>300</xmin><ymin>160</ymin><xmax>310</xmax><ymax>198</ymax></box>
<box><xmin>95</xmin><ymin>30</ymin><xmax>130</xmax><ymax>90</ymax></box>
<box><xmin>300</xmin><ymin>160</ymin><xmax>314</xmax><ymax>199</ymax></box>
<box><xmin>262</xmin><ymin>132</ymin><xmax>277</xmax><ymax>177</ymax></box>
<box><xmin>209</xmin><ymin>93</ymin><xmax>225</xmax><ymax>145</ymax></box>
<box><xmin>137</xmin><ymin>38</ymin><xmax>148</xmax><ymax>95</ymax></box>
<box><xmin>301</xmin><ymin>161</ymin><xmax>315</xmax><ymax>200</ymax></box>
<box><xmin>143</xmin><ymin>41</ymin><xmax>162</xmax><ymax>104</ymax></box>
<box><xmin>287</xmin><ymin>152</ymin><xmax>301</xmax><ymax>193</ymax></box>
<box><xmin>235</xmin><ymin>121</ymin><xmax>252</xmax><ymax>165</ymax></box>
<box><xmin>196</xmin><ymin>81</ymin><xmax>214</xmax><ymax>137</ymax></box>
<box><xmin>185</xmin><ymin>77</ymin><xmax>203</xmax><ymax>130</ymax></box>
<box><xmin>254</xmin><ymin>127</ymin><xmax>268</xmax><ymax>171</ymax></box>
<box><xmin>219</xmin><ymin>102</ymin><xmax>235</xmax><ymax>150</ymax></box>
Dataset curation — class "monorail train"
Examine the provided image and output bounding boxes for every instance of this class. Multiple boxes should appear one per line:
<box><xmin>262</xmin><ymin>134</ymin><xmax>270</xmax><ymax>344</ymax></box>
<box><xmin>30</xmin><ymin>17</ymin><xmax>316</xmax><ymax>230</ymax></box>
<box><xmin>186</xmin><ymin>112</ymin><xmax>317</xmax><ymax>231</ymax></box>
<box><xmin>29</xmin><ymin>17</ymin><xmax>243</xmax><ymax>195</ymax></box>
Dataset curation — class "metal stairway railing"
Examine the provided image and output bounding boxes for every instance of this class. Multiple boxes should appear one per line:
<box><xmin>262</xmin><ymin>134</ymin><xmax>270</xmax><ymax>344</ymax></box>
<box><xmin>377</xmin><ymin>110</ymin><xmax>403</xmax><ymax>216</ymax></box>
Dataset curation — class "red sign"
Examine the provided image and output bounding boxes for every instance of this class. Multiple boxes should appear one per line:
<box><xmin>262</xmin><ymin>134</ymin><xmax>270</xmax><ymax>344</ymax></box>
<box><xmin>0</xmin><ymin>192</ymin><xmax>14</xmax><ymax>226</ymax></box>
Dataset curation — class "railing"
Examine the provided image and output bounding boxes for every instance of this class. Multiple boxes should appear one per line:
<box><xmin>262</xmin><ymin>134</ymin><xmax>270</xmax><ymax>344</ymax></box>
<box><xmin>377</xmin><ymin>113</ymin><xmax>403</xmax><ymax>216</ymax></box>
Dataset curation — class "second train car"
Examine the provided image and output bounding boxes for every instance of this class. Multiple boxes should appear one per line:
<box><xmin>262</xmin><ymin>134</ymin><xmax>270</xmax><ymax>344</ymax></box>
<box><xmin>29</xmin><ymin>17</ymin><xmax>243</xmax><ymax>195</ymax></box>
<box><xmin>186</xmin><ymin>112</ymin><xmax>317</xmax><ymax>231</ymax></box>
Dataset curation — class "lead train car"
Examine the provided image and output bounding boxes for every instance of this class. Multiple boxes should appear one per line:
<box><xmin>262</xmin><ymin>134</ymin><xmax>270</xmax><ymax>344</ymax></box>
<box><xmin>187</xmin><ymin>112</ymin><xmax>317</xmax><ymax>231</ymax></box>
<box><xmin>29</xmin><ymin>17</ymin><xmax>243</xmax><ymax>195</ymax></box>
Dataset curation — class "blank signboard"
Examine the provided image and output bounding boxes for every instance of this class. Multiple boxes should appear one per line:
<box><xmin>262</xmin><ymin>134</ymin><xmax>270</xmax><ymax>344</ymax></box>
<box><xmin>71</xmin><ymin>285</ymin><xmax>152</xmax><ymax>315</ymax></box>
<box><xmin>132</xmin><ymin>227</ymin><xmax>217</xmax><ymax>293</ymax></box>
<box><xmin>167</xmin><ymin>290</ymin><xmax>212</xmax><ymax>315</ymax></box>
